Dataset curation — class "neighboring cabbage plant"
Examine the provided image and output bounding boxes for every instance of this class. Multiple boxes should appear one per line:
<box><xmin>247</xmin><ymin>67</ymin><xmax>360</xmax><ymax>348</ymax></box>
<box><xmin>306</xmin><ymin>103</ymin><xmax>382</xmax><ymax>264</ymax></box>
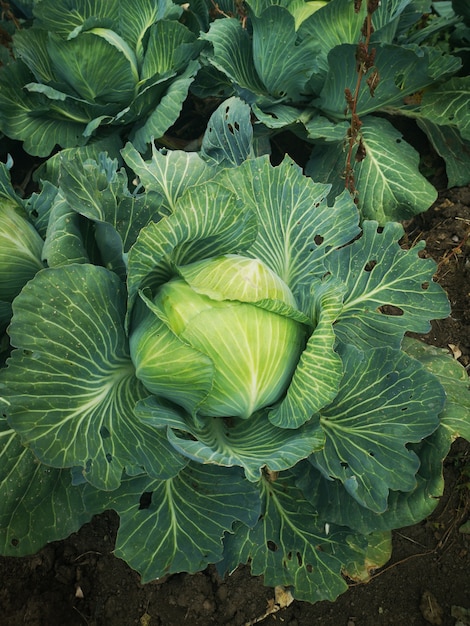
<box><xmin>0</xmin><ymin>0</ymin><xmax>202</xmax><ymax>156</ymax></box>
<box><xmin>198</xmin><ymin>0</ymin><xmax>470</xmax><ymax>222</ymax></box>
<box><xmin>0</xmin><ymin>103</ymin><xmax>469</xmax><ymax>603</ymax></box>
<box><xmin>0</xmin><ymin>159</ymin><xmax>44</xmax><ymax>334</ymax></box>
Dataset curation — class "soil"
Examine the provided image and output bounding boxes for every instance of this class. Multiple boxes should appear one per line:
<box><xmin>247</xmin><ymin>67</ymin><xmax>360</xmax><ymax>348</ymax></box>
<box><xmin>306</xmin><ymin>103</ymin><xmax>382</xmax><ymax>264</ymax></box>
<box><xmin>0</xmin><ymin>183</ymin><xmax>469</xmax><ymax>626</ymax></box>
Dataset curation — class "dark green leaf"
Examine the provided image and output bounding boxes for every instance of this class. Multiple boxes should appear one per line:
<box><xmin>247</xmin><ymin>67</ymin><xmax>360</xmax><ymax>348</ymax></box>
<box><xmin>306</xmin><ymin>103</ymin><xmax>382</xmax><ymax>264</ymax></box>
<box><xmin>298</xmin><ymin>0</ymin><xmax>367</xmax><ymax>79</ymax></box>
<box><xmin>410</xmin><ymin>76</ymin><xmax>470</xmax><ymax>141</ymax></box>
<box><xmin>295</xmin><ymin>424</ymin><xmax>451</xmax><ymax>533</ymax></box>
<box><xmin>329</xmin><ymin>220</ymin><xmax>450</xmax><ymax>349</ymax></box>
<box><xmin>201</xmin><ymin>96</ymin><xmax>253</xmax><ymax>167</ymax></box>
<box><xmin>417</xmin><ymin>119</ymin><xmax>470</xmax><ymax>187</ymax></box>
<box><xmin>0</xmin><ymin>265</ymin><xmax>184</xmax><ymax>490</ymax></box>
<box><xmin>33</xmin><ymin>0</ymin><xmax>120</xmax><ymax>36</ymax></box>
<box><xmin>130</xmin><ymin>60</ymin><xmax>200</xmax><ymax>151</ymax></box>
<box><xmin>317</xmin><ymin>43</ymin><xmax>461</xmax><ymax>120</ymax></box>
<box><xmin>250</xmin><ymin>6</ymin><xmax>319</xmax><ymax>101</ymax></box>
<box><xmin>83</xmin><ymin>463</ymin><xmax>261</xmax><ymax>582</ymax></box>
<box><xmin>0</xmin><ymin>62</ymin><xmax>89</xmax><ymax>156</ymax></box>
<box><xmin>233</xmin><ymin>471</ymin><xmax>369</xmax><ymax>602</ymax></box>
<box><xmin>42</xmin><ymin>193</ymin><xmax>90</xmax><ymax>266</ymax></box>
<box><xmin>307</xmin><ymin>117</ymin><xmax>438</xmax><ymax>223</ymax></box>
<box><xmin>0</xmin><ymin>419</ymin><xmax>92</xmax><ymax>556</ymax></box>
<box><xmin>402</xmin><ymin>337</ymin><xmax>470</xmax><ymax>441</ymax></box>
<box><xmin>311</xmin><ymin>343</ymin><xmax>445</xmax><ymax>512</ymax></box>
<box><xmin>202</xmin><ymin>18</ymin><xmax>267</xmax><ymax>99</ymax></box>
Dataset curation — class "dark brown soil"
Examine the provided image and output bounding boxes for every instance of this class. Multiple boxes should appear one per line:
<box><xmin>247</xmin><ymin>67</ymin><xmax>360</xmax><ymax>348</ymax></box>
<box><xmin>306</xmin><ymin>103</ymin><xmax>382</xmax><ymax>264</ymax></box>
<box><xmin>0</xmin><ymin>185</ymin><xmax>469</xmax><ymax>626</ymax></box>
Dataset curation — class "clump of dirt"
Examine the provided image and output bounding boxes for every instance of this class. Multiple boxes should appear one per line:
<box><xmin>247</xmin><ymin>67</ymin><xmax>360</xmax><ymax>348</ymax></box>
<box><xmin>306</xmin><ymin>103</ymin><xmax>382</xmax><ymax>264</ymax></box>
<box><xmin>0</xmin><ymin>186</ymin><xmax>469</xmax><ymax>626</ymax></box>
<box><xmin>407</xmin><ymin>184</ymin><xmax>470</xmax><ymax>368</ymax></box>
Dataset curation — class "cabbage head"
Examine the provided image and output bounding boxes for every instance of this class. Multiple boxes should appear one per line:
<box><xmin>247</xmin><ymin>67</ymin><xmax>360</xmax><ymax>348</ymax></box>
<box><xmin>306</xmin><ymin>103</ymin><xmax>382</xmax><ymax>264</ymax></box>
<box><xmin>130</xmin><ymin>255</ymin><xmax>308</xmax><ymax>418</ymax></box>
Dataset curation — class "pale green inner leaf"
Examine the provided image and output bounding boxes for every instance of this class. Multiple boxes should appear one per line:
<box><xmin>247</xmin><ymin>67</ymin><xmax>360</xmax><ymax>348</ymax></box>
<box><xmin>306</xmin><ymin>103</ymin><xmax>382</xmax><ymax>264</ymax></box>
<box><xmin>136</xmin><ymin>397</ymin><xmax>325</xmax><ymax>481</ymax></box>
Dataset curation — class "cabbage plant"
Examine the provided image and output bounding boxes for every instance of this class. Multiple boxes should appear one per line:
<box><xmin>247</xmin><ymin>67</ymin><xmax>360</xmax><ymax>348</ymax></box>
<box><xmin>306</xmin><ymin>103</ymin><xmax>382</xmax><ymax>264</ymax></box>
<box><xmin>199</xmin><ymin>0</ymin><xmax>470</xmax><ymax>222</ymax></box>
<box><xmin>0</xmin><ymin>111</ymin><xmax>469</xmax><ymax>602</ymax></box>
<box><xmin>0</xmin><ymin>0</ymin><xmax>201</xmax><ymax>156</ymax></box>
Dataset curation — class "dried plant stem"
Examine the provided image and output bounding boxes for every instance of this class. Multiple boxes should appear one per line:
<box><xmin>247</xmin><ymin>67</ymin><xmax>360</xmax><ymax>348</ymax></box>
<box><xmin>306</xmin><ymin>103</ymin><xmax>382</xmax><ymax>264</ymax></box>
<box><xmin>344</xmin><ymin>0</ymin><xmax>380</xmax><ymax>201</ymax></box>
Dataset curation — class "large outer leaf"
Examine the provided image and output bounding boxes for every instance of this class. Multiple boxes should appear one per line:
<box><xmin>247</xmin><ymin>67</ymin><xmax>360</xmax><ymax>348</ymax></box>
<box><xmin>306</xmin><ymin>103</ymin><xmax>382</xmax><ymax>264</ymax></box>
<box><xmin>135</xmin><ymin>396</ymin><xmax>325</xmax><ymax>481</ymax></box>
<box><xmin>33</xmin><ymin>0</ymin><xmax>120</xmax><ymax>36</ymax></box>
<box><xmin>201</xmin><ymin>96</ymin><xmax>254</xmax><ymax>167</ymax></box>
<box><xmin>122</xmin><ymin>142</ymin><xmax>214</xmax><ymax>215</ymax></box>
<box><xmin>408</xmin><ymin>76</ymin><xmax>470</xmax><ymax>141</ymax></box>
<box><xmin>316</xmin><ymin>43</ymin><xmax>461</xmax><ymax>119</ymax></box>
<box><xmin>353</xmin><ymin>118</ymin><xmax>437</xmax><ymax>219</ymax></box>
<box><xmin>311</xmin><ymin>343</ymin><xmax>445</xmax><ymax>512</ymax></box>
<box><xmin>42</xmin><ymin>192</ymin><xmax>91</xmax><ymax>267</ymax></box>
<box><xmin>401</xmin><ymin>337</ymin><xmax>470</xmax><ymax>442</ymax></box>
<box><xmin>306</xmin><ymin>116</ymin><xmax>438</xmax><ymax>223</ymax></box>
<box><xmin>202</xmin><ymin>18</ymin><xmax>267</xmax><ymax>99</ymax></box>
<box><xmin>129</xmin><ymin>59</ymin><xmax>200</xmax><ymax>151</ymax></box>
<box><xmin>119</xmin><ymin>0</ymin><xmax>182</xmax><ymax>66</ymax></box>
<box><xmin>0</xmin><ymin>174</ymin><xmax>37</xmax><ymax>327</ymax></box>
<box><xmin>396</xmin><ymin>1</ymin><xmax>433</xmax><ymax>36</ymax></box>
<box><xmin>370</xmin><ymin>0</ymin><xmax>420</xmax><ymax>42</ymax></box>
<box><xmin>126</xmin><ymin>182</ymin><xmax>257</xmax><ymax>314</ymax></box>
<box><xmin>219</xmin><ymin>155</ymin><xmax>360</xmax><ymax>295</ymax></box>
<box><xmin>268</xmin><ymin>276</ymin><xmax>345</xmax><ymax>428</ymax></box>
<box><xmin>13</xmin><ymin>29</ymin><xmax>58</xmax><ymax>85</ymax></box>
<box><xmin>24</xmin><ymin>181</ymin><xmax>60</xmax><ymax>239</ymax></box>
<box><xmin>0</xmin><ymin>418</ymin><xmax>92</xmax><ymax>556</ymax></box>
<box><xmin>46</xmin><ymin>31</ymin><xmax>138</xmax><ymax>105</ymax></box>
<box><xmin>295</xmin><ymin>424</ymin><xmax>452</xmax><ymax>534</ymax></box>
<box><xmin>140</xmin><ymin>20</ymin><xmax>198</xmax><ymax>80</ymax></box>
<box><xmin>296</xmin><ymin>331</ymin><xmax>470</xmax><ymax>533</ymax></box>
<box><xmin>0</xmin><ymin>264</ymin><xmax>186</xmax><ymax>490</ymax></box>
<box><xmin>0</xmin><ymin>62</ymin><xmax>90</xmax><ymax>156</ymax></box>
<box><xmin>203</xmin><ymin>4</ymin><xmax>323</xmax><ymax>104</ymax></box>
<box><xmin>59</xmin><ymin>152</ymin><xmax>156</xmax><ymax>253</ymax></box>
<box><xmin>329</xmin><ymin>221</ymin><xmax>450</xmax><ymax>349</ymax></box>
<box><xmin>401</xmin><ymin>76</ymin><xmax>470</xmax><ymax>187</ymax></box>
<box><xmin>220</xmin><ymin>471</ymin><xmax>368</xmax><ymax>603</ymax></box>
<box><xmin>284</xmin><ymin>0</ymin><xmax>329</xmax><ymax>30</ymax></box>
<box><xmin>298</xmin><ymin>0</ymin><xmax>367</xmax><ymax>77</ymax></box>
<box><xmin>0</xmin><ymin>200</ymin><xmax>44</xmax><ymax>303</ymax></box>
<box><xmin>417</xmin><ymin>119</ymin><xmax>470</xmax><ymax>188</ymax></box>
<box><xmin>250</xmin><ymin>6</ymin><xmax>319</xmax><ymax>100</ymax></box>
<box><xmin>83</xmin><ymin>463</ymin><xmax>261</xmax><ymax>582</ymax></box>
